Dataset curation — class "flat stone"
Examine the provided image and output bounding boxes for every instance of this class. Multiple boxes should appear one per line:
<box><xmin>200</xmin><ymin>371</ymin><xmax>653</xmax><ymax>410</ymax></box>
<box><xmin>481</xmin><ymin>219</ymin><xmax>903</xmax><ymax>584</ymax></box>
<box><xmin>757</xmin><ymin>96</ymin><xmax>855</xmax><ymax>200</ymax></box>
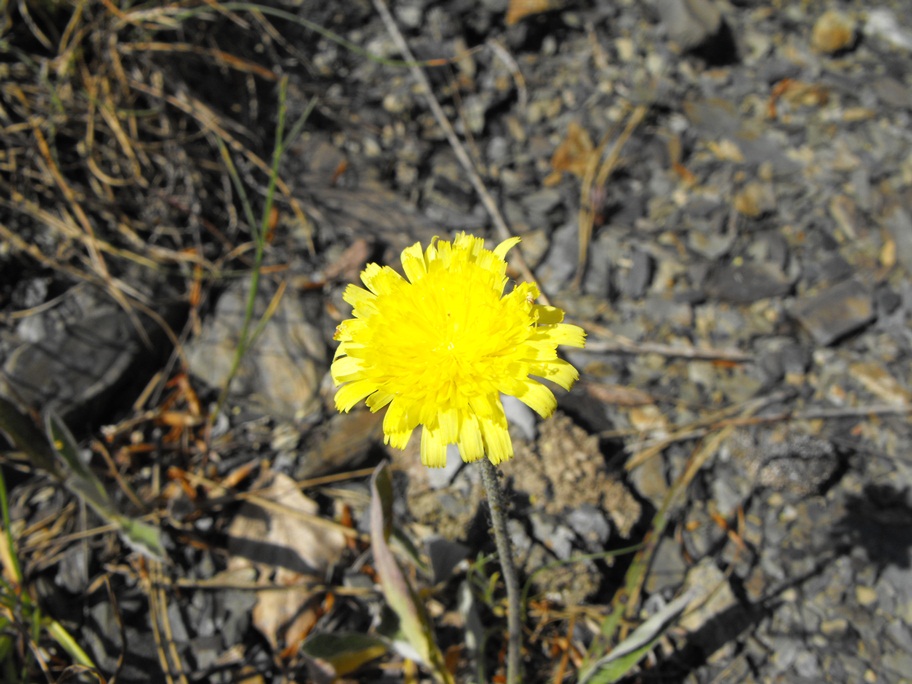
<box><xmin>883</xmin><ymin>206</ymin><xmax>912</xmax><ymax>273</ymax></box>
<box><xmin>646</xmin><ymin>539</ymin><xmax>688</xmax><ymax>594</ymax></box>
<box><xmin>734</xmin><ymin>181</ymin><xmax>777</xmax><ymax>218</ymax></box>
<box><xmin>186</xmin><ymin>282</ymin><xmax>327</xmax><ymax>422</ymax></box>
<box><xmin>679</xmin><ymin>558</ymin><xmax>739</xmax><ymax>643</ymax></box>
<box><xmin>756</xmin><ymin>435</ymin><xmax>840</xmax><ymax>496</ymax></box>
<box><xmin>566</xmin><ymin>504</ymin><xmax>612</xmax><ymax>551</ymax></box>
<box><xmin>657</xmin><ymin>0</ymin><xmax>721</xmax><ymax>51</ymax></box>
<box><xmin>864</xmin><ymin>8</ymin><xmax>912</xmax><ymax>52</ymax></box>
<box><xmin>791</xmin><ymin>278</ymin><xmax>875</xmax><ymax>345</ymax></box>
<box><xmin>530</xmin><ymin>511</ymin><xmax>575</xmax><ymax>560</ymax></box>
<box><xmin>705</xmin><ymin>261</ymin><xmax>793</xmax><ymax>303</ymax></box>
<box><xmin>1</xmin><ymin>288</ymin><xmax>176</xmax><ymax>427</ymax></box>
<box><xmin>621</xmin><ymin>249</ymin><xmax>654</xmax><ymax>299</ymax></box>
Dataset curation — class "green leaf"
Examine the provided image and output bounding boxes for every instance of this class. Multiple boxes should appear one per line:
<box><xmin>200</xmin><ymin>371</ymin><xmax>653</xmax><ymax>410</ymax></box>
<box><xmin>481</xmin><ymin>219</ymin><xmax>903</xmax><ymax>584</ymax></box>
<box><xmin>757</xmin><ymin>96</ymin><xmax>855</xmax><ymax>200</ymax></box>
<box><xmin>301</xmin><ymin>632</ymin><xmax>388</xmax><ymax>679</ymax></box>
<box><xmin>580</xmin><ymin>588</ymin><xmax>696</xmax><ymax>684</ymax></box>
<box><xmin>369</xmin><ymin>463</ymin><xmax>453</xmax><ymax>684</ymax></box>
<box><xmin>0</xmin><ymin>398</ymin><xmax>164</xmax><ymax>559</ymax></box>
<box><xmin>45</xmin><ymin>411</ymin><xmax>165</xmax><ymax>559</ymax></box>
<box><xmin>0</xmin><ymin>396</ymin><xmax>59</xmax><ymax>476</ymax></box>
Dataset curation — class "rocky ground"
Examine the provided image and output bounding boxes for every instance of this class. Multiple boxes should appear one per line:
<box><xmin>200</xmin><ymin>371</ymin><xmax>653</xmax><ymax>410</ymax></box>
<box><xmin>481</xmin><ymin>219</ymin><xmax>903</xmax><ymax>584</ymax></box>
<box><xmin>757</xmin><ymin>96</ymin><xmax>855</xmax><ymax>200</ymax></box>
<box><xmin>2</xmin><ymin>0</ymin><xmax>912</xmax><ymax>682</ymax></box>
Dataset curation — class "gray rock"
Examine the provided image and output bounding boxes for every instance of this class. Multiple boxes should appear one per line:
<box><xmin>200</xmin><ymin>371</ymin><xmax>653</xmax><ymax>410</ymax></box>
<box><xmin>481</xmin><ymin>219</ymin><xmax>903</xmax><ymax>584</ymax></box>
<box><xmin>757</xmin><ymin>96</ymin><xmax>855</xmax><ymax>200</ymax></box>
<box><xmin>883</xmin><ymin>206</ymin><xmax>912</xmax><ymax>273</ymax></box>
<box><xmin>621</xmin><ymin>249</ymin><xmax>654</xmax><ymax>299</ymax></box>
<box><xmin>791</xmin><ymin>278</ymin><xmax>875</xmax><ymax>346</ymax></box>
<box><xmin>537</xmin><ymin>221</ymin><xmax>579</xmax><ymax>294</ymax></box>
<box><xmin>646</xmin><ymin>539</ymin><xmax>688</xmax><ymax>594</ymax></box>
<box><xmin>793</xmin><ymin>650</ymin><xmax>822</xmax><ymax>679</ymax></box>
<box><xmin>656</xmin><ymin>0</ymin><xmax>722</xmax><ymax>51</ymax></box>
<box><xmin>566</xmin><ymin>504</ymin><xmax>612</xmax><ymax>551</ymax></box>
<box><xmin>865</xmin><ymin>8</ymin><xmax>912</xmax><ymax>52</ymax></box>
<box><xmin>756</xmin><ymin>435</ymin><xmax>840</xmax><ymax>497</ymax></box>
<box><xmin>529</xmin><ymin>511</ymin><xmax>575</xmax><ymax>560</ymax></box>
<box><xmin>186</xmin><ymin>282</ymin><xmax>327</xmax><ymax>422</ymax></box>
<box><xmin>425</xmin><ymin>536</ymin><xmax>470</xmax><ymax>584</ymax></box>
<box><xmin>705</xmin><ymin>261</ymin><xmax>793</xmax><ymax>303</ymax></box>
<box><xmin>1</xmin><ymin>287</ymin><xmax>178</xmax><ymax>427</ymax></box>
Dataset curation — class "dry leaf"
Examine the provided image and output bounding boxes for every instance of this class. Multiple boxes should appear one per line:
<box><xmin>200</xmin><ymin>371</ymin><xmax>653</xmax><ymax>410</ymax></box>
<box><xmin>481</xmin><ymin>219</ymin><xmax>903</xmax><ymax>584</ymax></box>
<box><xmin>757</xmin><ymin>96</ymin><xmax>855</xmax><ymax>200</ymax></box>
<box><xmin>322</xmin><ymin>238</ymin><xmax>371</xmax><ymax>283</ymax></box>
<box><xmin>227</xmin><ymin>471</ymin><xmax>348</xmax><ymax>652</ymax></box>
<box><xmin>546</xmin><ymin>121</ymin><xmax>595</xmax><ymax>184</ymax></box>
<box><xmin>506</xmin><ymin>0</ymin><xmax>562</xmax><ymax>26</ymax></box>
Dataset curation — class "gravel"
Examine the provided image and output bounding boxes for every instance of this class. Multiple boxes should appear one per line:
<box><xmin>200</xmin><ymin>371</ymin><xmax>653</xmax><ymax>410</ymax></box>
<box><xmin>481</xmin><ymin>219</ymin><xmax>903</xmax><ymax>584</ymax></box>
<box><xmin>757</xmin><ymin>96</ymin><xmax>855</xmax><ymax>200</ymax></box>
<box><xmin>3</xmin><ymin>0</ymin><xmax>912</xmax><ymax>681</ymax></box>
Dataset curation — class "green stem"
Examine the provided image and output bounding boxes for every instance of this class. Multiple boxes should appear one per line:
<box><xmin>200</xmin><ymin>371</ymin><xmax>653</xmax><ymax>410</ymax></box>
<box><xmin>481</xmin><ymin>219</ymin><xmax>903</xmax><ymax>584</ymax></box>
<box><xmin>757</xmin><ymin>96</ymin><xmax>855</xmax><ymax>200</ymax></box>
<box><xmin>479</xmin><ymin>458</ymin><xmax>521</xmax><ymax>684</ymax></box>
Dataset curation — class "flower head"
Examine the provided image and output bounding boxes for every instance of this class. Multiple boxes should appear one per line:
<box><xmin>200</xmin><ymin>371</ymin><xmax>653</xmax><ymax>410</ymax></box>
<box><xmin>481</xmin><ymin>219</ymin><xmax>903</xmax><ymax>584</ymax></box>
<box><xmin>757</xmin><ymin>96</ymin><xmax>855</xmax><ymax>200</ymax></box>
<box><xmin>331</xmin><ymin>233</ymin><xmax>586</xmax><ymax>467</ymax></box>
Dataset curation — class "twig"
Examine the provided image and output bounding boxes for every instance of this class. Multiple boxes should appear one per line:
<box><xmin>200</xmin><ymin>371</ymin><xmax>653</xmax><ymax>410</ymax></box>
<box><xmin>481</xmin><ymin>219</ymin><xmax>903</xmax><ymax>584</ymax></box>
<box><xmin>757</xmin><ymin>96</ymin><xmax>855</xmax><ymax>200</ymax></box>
<box><xmin>581</xmin><ymin>320</ymin><xmax>752</xmax><ymax>362</ymax></box>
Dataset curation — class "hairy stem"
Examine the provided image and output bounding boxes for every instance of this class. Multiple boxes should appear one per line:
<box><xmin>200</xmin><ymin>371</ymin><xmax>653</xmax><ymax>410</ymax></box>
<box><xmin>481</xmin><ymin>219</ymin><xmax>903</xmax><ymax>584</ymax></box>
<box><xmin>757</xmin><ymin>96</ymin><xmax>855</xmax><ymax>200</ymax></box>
<box><xmin>479</xmin><ymin>458</ymin><xmax>522</xmax><ymax>684</ymax></box>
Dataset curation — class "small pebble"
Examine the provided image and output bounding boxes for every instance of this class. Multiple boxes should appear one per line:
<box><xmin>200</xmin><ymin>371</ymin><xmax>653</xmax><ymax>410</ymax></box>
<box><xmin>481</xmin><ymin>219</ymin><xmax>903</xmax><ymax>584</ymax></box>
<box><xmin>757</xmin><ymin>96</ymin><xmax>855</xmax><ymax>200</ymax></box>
<box><xmin>811</xmin><ymin>10</ymin><xmax>856</xmax><ymax>54</ymax></box>
<box><xmin>856</xmin><ymin>586</ymin><xmax>878</xmax><ymax>607</ymax></box>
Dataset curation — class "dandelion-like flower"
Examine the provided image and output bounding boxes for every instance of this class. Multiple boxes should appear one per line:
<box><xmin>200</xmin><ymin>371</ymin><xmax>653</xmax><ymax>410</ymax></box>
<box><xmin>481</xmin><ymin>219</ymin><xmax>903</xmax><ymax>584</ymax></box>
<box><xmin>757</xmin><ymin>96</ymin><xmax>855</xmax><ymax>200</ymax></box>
<box><xmin>331</xmin><ymin>233</ymin><xmax>586</xmax><ymax>467</ymax></box>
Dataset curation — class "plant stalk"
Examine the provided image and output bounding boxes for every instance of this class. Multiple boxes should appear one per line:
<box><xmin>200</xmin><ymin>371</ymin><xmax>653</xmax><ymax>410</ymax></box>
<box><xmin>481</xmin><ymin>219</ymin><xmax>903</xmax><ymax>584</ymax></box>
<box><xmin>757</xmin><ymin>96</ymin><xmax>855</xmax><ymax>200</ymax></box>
<box><xmin>479</xmin><ymin>458</ymin><xmax>521</xmax><ymax>684</ymax></box>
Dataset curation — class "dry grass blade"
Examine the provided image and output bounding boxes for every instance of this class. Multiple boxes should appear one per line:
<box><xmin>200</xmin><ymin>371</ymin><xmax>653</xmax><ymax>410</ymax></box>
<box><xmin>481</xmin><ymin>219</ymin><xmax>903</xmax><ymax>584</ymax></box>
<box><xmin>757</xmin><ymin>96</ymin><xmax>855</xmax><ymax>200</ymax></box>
<box><xmin>127</xmin><ymin>78</ymin><xmax>314</xmax><ymax>254</ymax></box>
<box><xmin>119</xmin><ymin>42</ymin><xmax>278</xmax><ymax>81</ymax></box>
<box><xmin>372</xmin><ymin>0</ymin><xmax>547</xmax><ymax>302</ymax></box>
<box><xmin>7</xmin><ymin>84</ymin><xmax>145</xmax><ymax>330</ymax></box>
<box><xmin>140</xmin><ymin>558</ymin><xmax>189</xmax><ymax>684</ymax></box>
<box><xmin>624</xmin><ymin>390</ymin><xmax>792</xmax><ymax>471</ymax></box>
<box><xmin>581</xmin><ymin>320</ymin><xmax>751</xmax><ymax>362</ymax></box>
<box><xmin>573</xmin><ymin>104</ymin><xmax>648</xmax><ymax>291</ymax></box>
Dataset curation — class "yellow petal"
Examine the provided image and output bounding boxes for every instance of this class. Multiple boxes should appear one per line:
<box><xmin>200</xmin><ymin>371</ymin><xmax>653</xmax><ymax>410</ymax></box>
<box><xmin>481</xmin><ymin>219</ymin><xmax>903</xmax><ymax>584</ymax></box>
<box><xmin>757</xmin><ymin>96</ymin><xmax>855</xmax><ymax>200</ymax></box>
<box><xmin>493</xmin><ymin>236</ymin><xmax>521</xmax><ymax>260</ymax></box>
<box><xmin>438</xmin><ymin>408</ymin><xmax>459</xmax><ymax>444</ymax></box>
<box><xmin>539</xmin><ymin>322</ymin><xmax>586</xmax><ymax>348</ymax></box>
<box><xmin>480</xmin><ymin>416</ymin><xmax>513</xmax><ymax>465</ymax></box>
<box><xmin>533</xmin><ymin>304</ymin><xmax>564</xmax><ymax>325</ymax></box>
<box><xmin>532</xmin><ymin>359</ymin><xmax>580</xmax><ymax>391</ymax></box>
<box><xmin>334</xmin><ymin>379</ymin><xmax>377</xmax><ymax>412</ymax></box>
<box><xmin>384</xmin><ymin>399</ymin><xmax>415</xmax><ymax>449</ymax></box>
<box><xmin>342</xmin><ymin>284</ymin><xmax>376</xmax><ymax>312</ymax></box>
<box><xmin>366</xmin><ymin>390</ymin><xmax>395</xmax><ymax>411</ymax></box>
<box><xmin>516</xmin><ymin>379</ymin><xmax>557</xmax><ymax>417</ymax></box>
<box><xmin>330</xmin><ymin>356</ymin><xmax>364</xmax><ymax>382</ymax></box>
<box><xmin>421</xmin><ymin>426</ymin><xmax>448</xmax><ymax>467</ymax></box>
<box><xmin>361</xmin><ymin>263</ymin><xmax>404</xmax><ymax>296</ymax></box>
<box><xmin>400</xmin><ymin>242</ymin><xmax>427</xmax><ymax>283</ymax></box>
<box><xmin>458</xmin><ymin>413</ymin><xmax>485</xmax><ymax>463</ymax></box>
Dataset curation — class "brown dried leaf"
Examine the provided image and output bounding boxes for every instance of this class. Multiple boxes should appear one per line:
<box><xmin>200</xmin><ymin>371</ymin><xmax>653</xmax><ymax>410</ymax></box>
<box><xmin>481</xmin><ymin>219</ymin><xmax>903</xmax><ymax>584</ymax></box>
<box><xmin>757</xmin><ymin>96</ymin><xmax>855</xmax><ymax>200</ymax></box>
<box><xmin>227</xmin><ymin>471</ymin><xmax>347</xmax><ymax>651</ymax></box>
<box><xmin>322</xmin><ymin>238</ymin><xmax>371</xmax><ymax>283</ymax></box>
<box><xmin>549</xmin><ymin>121</ymin><xmax>595</xmax><ymax>180</ymax></box>
<box><xmin>506</xmin><ymin>0</ymin><xmax>562</xmax><ymax>26</ymax></box>
<box><xmin>251</xmin><ymin>571</ymin><xmax>323</xmax><ymax>654</ymax></box>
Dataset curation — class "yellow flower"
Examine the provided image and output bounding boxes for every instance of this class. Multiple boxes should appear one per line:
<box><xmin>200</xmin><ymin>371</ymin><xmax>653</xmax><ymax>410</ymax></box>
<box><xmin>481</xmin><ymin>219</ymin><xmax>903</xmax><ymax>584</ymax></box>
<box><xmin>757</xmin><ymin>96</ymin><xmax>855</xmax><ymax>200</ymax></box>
<box><xmin>331</xmin><ymin>233</ymin><xmax>586</xmax><ymax>467</ymax></box>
